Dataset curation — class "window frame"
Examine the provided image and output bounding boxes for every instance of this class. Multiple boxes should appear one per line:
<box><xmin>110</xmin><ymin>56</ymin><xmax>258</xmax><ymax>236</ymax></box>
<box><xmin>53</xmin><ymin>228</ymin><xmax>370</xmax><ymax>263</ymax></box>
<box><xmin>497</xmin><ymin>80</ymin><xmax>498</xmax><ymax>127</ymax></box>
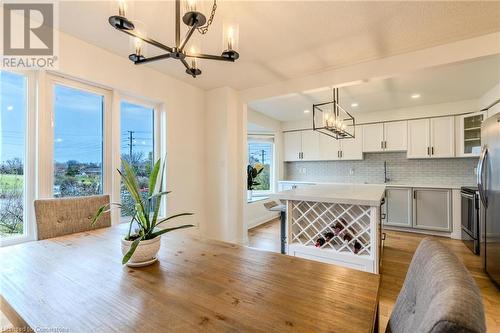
<box><xmin>247</xmin><ymin>135</ymin><xmax>275</xmax><ymax>197</ymax></box>
<box><xmin>42</xmin><ymin>74</ymin><xmax>113</xmax><ymax>199</ymax></box>
<box><xmin>0</xmin><ymin>70</ymin><xmax>36</xmax><ymax>247</ymax></box>
<box><xmin>117</xmin><ymin>96</ymin><xmax>163</xmax><ymax>221</ymax></box>
<box><xmin>1</xmin><ymin>72</ymin><xmax>166</xmax><ymax>247</ymax></box>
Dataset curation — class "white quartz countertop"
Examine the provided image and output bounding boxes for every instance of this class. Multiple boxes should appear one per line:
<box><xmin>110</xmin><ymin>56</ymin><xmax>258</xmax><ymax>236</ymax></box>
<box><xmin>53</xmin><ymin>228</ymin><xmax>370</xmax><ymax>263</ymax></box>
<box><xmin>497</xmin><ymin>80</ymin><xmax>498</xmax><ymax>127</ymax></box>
<box><xmin>278</xmin><ymin>180</ymin><xmax>469</xmax><ymax>190</ymax></box>
<box><xmin>272</xmin><ymin>183</ymin><xmax>386</xmax><ymax>206</ymax></box>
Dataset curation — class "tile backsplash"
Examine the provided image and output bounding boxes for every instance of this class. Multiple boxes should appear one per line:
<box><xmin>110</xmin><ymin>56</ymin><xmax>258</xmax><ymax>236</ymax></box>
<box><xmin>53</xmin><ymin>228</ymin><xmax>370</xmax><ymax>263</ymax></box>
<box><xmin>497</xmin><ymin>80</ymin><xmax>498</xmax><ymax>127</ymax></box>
<box><xmin>285</xmin><ymin>152</ymin><xmax>478</xmax><ymax>186</ymax></box>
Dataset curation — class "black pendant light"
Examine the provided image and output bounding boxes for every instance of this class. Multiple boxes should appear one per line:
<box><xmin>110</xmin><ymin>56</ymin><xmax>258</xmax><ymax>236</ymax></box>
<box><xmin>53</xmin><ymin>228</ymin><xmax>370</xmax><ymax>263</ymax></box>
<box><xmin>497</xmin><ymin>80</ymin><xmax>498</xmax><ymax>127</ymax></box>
<box><xmin>109</xmin><ymin>0</ymin><xmax>239</xmax><ymax>78</ymax></box>
<box><xmin>313</xmin><ymin>88</ymin><xmax>356</xmax><ymax>139</ymax></box>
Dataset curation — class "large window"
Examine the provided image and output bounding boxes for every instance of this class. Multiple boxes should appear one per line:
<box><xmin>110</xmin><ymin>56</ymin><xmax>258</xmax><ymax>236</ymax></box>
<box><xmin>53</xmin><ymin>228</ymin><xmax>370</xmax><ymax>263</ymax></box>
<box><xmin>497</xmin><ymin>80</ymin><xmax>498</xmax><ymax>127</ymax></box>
<box><xmin>120</xmin><ymin>101</ymin><xmax>155</xmax><ymax>217</ymax></box>
<box><xmin>0</xmin><ymin>71</ymin><xmax>27</xmax><ymax>238</ymax></box>
<box><xmin>53</xmin><ymin>84</ymin><xmax>104</xmax><ymax>197</ymax></box>
<box><xmin>248</xmin><ymin>135</ymin><xmax>274</xmax><ymax>195</ymax></box>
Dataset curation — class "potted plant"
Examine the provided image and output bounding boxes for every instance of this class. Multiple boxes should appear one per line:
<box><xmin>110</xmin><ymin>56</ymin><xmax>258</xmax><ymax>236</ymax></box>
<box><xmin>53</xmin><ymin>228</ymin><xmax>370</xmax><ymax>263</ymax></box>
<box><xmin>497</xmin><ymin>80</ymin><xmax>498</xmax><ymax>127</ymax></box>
<box><xmin>92</xmin><ymin>158</ymin><xmax>193</xmax><ymax>267</ymax></box>
<box><xmin>247</xmin><ymin>163</ymin><xmax>264</xmax><ymax>201</ymax></box>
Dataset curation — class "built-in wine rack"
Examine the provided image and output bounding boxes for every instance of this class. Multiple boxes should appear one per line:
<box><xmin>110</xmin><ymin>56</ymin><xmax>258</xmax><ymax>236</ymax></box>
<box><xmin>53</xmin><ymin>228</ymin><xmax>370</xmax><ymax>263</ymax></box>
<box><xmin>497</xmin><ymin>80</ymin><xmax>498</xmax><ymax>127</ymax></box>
<box><xmin>289</xmin><ymin>201</ymin><xmax>372</xmax><ymax>256</ymax></box>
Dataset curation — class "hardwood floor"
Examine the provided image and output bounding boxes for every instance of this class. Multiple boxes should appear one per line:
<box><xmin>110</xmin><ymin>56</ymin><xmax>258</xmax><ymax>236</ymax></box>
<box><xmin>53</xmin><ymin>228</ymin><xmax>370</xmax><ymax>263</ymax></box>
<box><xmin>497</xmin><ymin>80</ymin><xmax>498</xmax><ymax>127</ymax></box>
<box><xmin>248</xmin><ymin>219</ymin><xmax>500</xmax><ymax>332</ymax></box>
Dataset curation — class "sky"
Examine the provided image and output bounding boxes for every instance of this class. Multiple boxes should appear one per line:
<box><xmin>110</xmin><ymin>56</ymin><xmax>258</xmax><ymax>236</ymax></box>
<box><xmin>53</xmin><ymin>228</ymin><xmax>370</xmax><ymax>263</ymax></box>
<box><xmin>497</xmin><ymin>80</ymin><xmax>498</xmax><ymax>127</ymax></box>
<box><xmin>1</xmin><ymin>71</ymin><xmax>154</xmax><ymax>165</ymax></box>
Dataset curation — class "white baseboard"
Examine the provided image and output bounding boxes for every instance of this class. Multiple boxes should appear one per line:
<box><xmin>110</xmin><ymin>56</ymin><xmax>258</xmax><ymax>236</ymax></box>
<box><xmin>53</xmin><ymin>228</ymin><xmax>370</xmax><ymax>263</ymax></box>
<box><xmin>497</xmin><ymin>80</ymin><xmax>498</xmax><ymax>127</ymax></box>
<box><xmin>247</xmin><ymin>213</ymin><xmax>279</xmax><ymax>230</ymax></box>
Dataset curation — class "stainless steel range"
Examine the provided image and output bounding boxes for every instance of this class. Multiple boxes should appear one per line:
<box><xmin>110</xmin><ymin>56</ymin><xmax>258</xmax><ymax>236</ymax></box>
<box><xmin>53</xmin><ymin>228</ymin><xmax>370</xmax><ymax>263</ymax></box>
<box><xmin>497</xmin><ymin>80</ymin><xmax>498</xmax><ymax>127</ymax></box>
<box><xmin>461</xmin><ymin>186</ymin><xmax>480</xmax><ymax>255</ymax></box>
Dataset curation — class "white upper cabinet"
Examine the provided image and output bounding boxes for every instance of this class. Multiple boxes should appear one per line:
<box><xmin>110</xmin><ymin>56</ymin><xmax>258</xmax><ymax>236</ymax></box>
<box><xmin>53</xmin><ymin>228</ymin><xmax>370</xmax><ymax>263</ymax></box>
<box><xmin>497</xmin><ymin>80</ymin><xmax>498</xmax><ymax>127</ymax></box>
<box><xmin>318</xmin><ymin>130</ymin><xmax>363</xmax><ymax>161</ymax></box>
<box><xmin>455</xmin><ymin>111</ymin><xmax>487</xmax><ymax>157</ymax></box>
<box><xmin>283</xmin><ymin>129</ymin><xmax>363</xmax><ymax>162</ymax></box>
<box><xmin>362</xmin><ymin>123</ymin><xmax>384</xmax><ymax>152</ymax></box>
<box><xmin>318</xmin><ymin>133</ymin><xmax>340</xmax><ymax>160</ymax></box>
<box><xmin>430</xmin><ymin>116</ymin><xmax>455</xmax><ymax>158</ymax></box>
<box><xmin>283</xmin><ymin>131</ymin><xmax>302</xmax><ymax>161</ymax></box>
<box><xmin>407</xmin><ymin>117</ymin><xmax>455</xmax><ymax>158</ymax></box>
<box><xmin>340</xmin><ymin>130</ymin><xmax>363</xmax><ymax>160</ymax></box>
<box><xmin>283</xmin><ymin>130</ymin><xmax>320</xmax><ymax>161</ymax></box>
<box><xmin>407</xmin><ymin>119</ymin><xmax>431</xmax><ymax>158</ymax></box>
<box><xmin>362</xmin><ymin>121</ymin><xmax>407</xmax><ymax>153</ymax></box>
<box><xmin>384</xmin><ymin>121</ymin><xmax>408</xmax><ymax>151</ymax></box>
<box><xmin>301</xmin><ymin>130</ymin><xmax>320</xmax><ymax>161</ymax></box>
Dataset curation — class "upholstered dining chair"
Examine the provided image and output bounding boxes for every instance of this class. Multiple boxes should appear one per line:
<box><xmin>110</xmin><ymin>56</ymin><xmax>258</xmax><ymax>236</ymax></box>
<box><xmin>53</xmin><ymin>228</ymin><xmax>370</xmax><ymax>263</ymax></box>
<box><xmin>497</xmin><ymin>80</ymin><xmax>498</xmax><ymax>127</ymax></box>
<box><xmin>386</xmin><ymin>238</ymin><xmax>486</xmax><ymax>333</ymax></box>
<box><xmin>34</xmin><ymin>195</ymin><xmax>111</xmax><ymax>240</ymax></box>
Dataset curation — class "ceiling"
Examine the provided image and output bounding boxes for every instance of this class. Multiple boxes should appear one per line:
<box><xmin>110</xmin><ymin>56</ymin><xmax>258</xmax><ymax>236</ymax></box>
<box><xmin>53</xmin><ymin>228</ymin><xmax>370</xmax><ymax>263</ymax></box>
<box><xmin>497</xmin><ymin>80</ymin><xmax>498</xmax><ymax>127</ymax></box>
<box><xmin>248</xmin><ymin>54</ymin><xmax>500</xmax><ymax>122</ymax></box>
<box><xmin>58</xmin><ymin>1</ymin><xmax>500</xmax><ymax>91</ymax></box>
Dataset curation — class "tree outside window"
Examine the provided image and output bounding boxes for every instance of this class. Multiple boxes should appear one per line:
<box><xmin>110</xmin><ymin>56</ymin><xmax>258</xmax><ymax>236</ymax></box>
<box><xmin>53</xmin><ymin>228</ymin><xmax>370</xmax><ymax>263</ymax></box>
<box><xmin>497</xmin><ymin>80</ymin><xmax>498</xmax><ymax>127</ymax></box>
<box><xmin>247</xmin><ymin>137</ymin><xmax>274</xmax><ymax>194</ymax></box>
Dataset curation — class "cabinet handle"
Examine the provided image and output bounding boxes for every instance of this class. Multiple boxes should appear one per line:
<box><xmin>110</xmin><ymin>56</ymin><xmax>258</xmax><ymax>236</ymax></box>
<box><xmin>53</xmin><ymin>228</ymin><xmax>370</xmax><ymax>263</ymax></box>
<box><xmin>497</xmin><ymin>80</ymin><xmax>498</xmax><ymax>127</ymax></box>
<box><xmin>341</xmin><ymin>151</ymin><xmax>343</xmax><ymax>158</ymax></box>
<box><xmin>427</xmin><ymin>147</ymin><xmax>430</xmax><ymax>156</ymax></box>
<box><xmin>431</xmin><ymin>147</ymin><xmax>434</xmax><ymax>155</ymax></box>
<box><xmin>381</xmin><ymin>141</ymin><xmax>383</xmax><ymax>149</ymax></box>
<box><xmin>384</xmin><ymin>141</ymin><xmax>387</xmax><ymax>149</ymax></box>
<box><xmin>414</xmin><ymin>191</ymin><xmax>417</xmax><ymax>199</ymax></box>
<box><xmin>337</xmin><ymin>151</ymin><xmax>340</xmax><ymax>158</ymax></box>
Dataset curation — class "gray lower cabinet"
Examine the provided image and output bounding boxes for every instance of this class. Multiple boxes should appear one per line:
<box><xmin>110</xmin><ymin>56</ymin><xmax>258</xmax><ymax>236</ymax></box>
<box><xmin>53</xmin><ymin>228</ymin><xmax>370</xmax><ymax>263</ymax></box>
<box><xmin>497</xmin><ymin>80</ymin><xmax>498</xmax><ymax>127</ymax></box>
<box><xmin>384</xmin><ymin>188</ymin><xmax>412</xmax><ymax>227</ymax></box>
<box><xmin>413</xmin><ymin>188</ymin><xmax>452</xmax><ymax>232</ymax></box>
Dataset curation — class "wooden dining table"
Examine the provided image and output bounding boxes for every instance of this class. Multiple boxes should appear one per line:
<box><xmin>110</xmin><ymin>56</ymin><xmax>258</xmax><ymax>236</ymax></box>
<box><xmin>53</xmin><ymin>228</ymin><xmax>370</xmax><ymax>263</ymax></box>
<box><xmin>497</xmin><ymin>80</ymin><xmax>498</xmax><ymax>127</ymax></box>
<box><xmin>0</xmin><ymin>224</ymin><xmax>380</xmax><ymax>333</ymax></box>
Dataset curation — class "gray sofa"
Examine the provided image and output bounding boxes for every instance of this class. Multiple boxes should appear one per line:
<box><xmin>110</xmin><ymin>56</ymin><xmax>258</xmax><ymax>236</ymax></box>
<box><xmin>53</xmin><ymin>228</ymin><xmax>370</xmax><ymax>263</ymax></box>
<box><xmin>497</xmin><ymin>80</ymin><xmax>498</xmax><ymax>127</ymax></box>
<box><xmin>386</xmin><ymin>238</ymin><xmax>486</xmax><ymax>333</ymax></box>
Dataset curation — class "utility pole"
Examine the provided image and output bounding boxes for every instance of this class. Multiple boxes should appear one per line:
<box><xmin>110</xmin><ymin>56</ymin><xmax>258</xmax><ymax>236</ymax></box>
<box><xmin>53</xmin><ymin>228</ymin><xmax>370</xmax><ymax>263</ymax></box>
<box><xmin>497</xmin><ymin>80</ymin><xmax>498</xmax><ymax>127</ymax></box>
<box><xmin>127</xmin><ymin>131</ymin><xmax>135</xmax><ymax>157</ymax></box>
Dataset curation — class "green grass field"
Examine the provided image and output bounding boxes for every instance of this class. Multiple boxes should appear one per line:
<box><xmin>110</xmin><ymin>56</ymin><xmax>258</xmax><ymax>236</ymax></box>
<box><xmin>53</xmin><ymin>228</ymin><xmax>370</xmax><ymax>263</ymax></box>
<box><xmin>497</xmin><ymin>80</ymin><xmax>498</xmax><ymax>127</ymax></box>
<box><xmin>0</xmin><ymin>174</ymin><xmax>23</xmax><ymax>192</ymax></box>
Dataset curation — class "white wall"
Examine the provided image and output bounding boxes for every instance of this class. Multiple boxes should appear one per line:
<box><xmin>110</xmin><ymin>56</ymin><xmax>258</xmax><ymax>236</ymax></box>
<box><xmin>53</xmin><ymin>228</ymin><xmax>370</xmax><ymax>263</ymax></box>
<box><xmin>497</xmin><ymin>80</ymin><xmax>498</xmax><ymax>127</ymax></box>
<box><xmin>48</xmin><ymin>31</ymin><xmax>206</xmax><ymax>228</ymax></box>
<box><xmin>281</xmin><ymin>99</ymin><xmax>479</xmax><ymax>131</ymax></box>
<box><xmin>480</xmin><ymin>82</ymin><xmax>500</xmax><ymax>117</ymax></box>
<box><xmin>204</xmin><ymin>87</ymin><xmax>246</xmax><ymax>243</ymax></box>
<box><xmin>247</xmin><ymin>200</ymin><xmax>280</xmax><ymax>229</ymax></box>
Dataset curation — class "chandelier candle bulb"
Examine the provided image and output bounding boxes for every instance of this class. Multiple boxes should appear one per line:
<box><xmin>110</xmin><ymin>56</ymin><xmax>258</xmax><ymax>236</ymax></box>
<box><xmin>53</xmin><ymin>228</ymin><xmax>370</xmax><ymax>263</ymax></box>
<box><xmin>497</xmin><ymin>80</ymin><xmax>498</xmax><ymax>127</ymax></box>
<box><xmin>134</xmin><ymin>37</ymin><xmax>142</xmax><ymax>56</ymax></box>
<box><xmin>223</xmin><ymin>22</ymin><xmax>239</xmax><ymax>52</ymax></box>
<box><xmin>118</xmin><ymin>0</ymin><xmax>127</xmax><ymax>16</ymax></box>
<box><xmin>185</xmin><ymin>0</ymin><xmax>197</xmax><ymax>12</ymax></box>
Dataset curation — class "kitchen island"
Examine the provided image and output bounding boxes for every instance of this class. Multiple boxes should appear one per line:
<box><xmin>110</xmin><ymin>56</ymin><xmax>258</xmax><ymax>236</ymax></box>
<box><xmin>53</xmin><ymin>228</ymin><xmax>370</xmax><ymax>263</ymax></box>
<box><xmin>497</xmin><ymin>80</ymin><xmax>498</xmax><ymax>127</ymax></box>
<box><xmin>274</xmin><ymin>184</ymin><xmax>386</xmax><ymax>273</ymax></box>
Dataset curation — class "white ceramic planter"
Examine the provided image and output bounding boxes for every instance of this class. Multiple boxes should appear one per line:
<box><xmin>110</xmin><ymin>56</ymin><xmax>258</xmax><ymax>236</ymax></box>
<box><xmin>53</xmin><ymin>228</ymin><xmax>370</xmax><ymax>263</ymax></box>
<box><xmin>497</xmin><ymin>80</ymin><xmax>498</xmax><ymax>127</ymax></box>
<box><xmin>121</xmin><ymin>236</ymin><xmax>161</xmax><ymax>267</ymax></box>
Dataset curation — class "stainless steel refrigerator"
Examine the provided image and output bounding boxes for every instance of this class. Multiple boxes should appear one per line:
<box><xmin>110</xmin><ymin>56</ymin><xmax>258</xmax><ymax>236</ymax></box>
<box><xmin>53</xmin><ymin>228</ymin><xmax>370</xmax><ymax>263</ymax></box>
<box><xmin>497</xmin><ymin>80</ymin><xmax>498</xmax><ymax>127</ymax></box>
<box><xmin>478</xmin><ymin>113</ymin><xmax>500</xmax><ymax>287</ymax></box>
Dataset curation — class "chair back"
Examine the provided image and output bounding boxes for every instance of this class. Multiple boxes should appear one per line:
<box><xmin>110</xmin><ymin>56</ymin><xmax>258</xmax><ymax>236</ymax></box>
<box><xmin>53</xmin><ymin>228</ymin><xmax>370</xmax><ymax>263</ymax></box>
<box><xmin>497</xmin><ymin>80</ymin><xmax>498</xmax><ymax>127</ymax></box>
<box><xmin>34</xmin><ymin>195</ymin><xmax>111</xmax><ymax>240</ymax></box>
<box><xmin>386</xmin><ymin>238</ymin><xmax>486</xmax><ymax>333</ymax></box>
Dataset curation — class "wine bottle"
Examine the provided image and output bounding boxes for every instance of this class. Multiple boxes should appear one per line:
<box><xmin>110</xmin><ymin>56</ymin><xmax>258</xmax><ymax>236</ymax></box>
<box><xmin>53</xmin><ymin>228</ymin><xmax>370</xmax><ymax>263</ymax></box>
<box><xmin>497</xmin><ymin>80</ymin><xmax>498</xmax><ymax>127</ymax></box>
<box><xmin>354</xmin><ymin>241</ymin><xmax>362</xmax><ymax>254</ymax></box>
<box><xmin>324</xmin><ymin>231</ymin><xmax>334</xmax><ymax>242</ymax></box>
<box><xmin>332</xmin><ymin>222</ymin><xmax>345</xmax><ymax>236</ymax></box>
<box><xmin>315</xmin><ymin>237</ymin><xmax>326</xmax><ymax>248</ymax></box>
<box><xmin>343</xmin><ymin>233</ymin><xmax>353</xmax><ymax>243</ymax></box>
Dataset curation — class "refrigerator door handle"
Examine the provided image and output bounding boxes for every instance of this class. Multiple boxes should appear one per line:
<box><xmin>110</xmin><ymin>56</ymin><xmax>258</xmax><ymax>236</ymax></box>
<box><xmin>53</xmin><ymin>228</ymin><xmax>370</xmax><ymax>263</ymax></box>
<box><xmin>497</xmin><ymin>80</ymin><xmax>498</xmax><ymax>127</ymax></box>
<box><xmin>477</xmin><ymin>146</ymin><xmax>488</xmax><ymax>208</ymax></box>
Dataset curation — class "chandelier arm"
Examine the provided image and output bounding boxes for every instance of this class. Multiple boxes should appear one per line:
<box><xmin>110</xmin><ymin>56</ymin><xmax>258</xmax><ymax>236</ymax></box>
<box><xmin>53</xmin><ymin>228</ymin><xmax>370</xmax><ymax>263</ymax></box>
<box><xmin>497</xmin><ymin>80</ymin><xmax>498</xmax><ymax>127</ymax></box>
<box><xmin>186</xmin><ymin>53</ymin><xmax>235</xmax><ymax>62</ymax></box>
<box><xmin>180</xmin><ymin>58</ymin><xmax>191</xmax><ymax>70</ymax></box>
<box><xmin>119</xmin><ymin>28</ymin><xmax>173</xmax><ymax>53</ymax></box>
<box><xmin>134</xmin><ymin>53</ymin><xmax>172</xmax><ymax>65</ymax></box>
<box><xmin>175</xmin><ymin>0</ymin><xmax>181</xmax><ymax>47</ymax></box>
<box><xmin>178</xmin><ymin>25</ymin><xmax>198</xmax><ymax>52</ymax></box>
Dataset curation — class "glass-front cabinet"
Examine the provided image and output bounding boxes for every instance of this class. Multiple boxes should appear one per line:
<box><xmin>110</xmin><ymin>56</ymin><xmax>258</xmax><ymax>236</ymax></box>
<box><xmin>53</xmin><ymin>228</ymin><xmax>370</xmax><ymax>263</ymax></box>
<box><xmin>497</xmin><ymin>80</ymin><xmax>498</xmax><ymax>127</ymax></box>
<box><xmin>456</xmin><ymin>111</ymin><xmax>487</xmax><ymax>157</ymax></box>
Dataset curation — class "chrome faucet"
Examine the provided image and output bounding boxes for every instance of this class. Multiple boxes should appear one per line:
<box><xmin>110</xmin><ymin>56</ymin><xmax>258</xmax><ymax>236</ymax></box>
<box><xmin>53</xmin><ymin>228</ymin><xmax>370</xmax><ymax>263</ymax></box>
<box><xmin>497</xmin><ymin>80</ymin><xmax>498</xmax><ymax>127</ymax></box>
<box><xmin>384</xmin><ymin>161</ymin><xmax>390</xmax><ymax>183</ymax></box>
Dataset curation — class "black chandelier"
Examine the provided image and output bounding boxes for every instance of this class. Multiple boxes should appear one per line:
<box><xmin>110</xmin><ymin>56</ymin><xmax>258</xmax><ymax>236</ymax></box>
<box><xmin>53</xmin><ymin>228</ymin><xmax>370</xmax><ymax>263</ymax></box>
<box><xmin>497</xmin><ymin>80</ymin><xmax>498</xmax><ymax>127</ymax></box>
<box><xmin>109</xmin><ymin>0</ymin><xmax>239</xmax><ymax>78</ymax></box>
<box><xmin>312</xmin><ymin>88</ymin><xmax>356</xmax><ymax>140</ymax></box>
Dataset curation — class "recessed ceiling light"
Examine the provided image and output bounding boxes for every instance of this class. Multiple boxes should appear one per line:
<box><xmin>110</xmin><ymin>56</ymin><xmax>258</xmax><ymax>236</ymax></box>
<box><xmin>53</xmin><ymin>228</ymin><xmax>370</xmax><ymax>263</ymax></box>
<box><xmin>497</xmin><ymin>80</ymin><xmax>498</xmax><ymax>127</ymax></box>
<box><xmin>411</xmin><ymin>93</ymin><xmax>421</xmax><ymax>99</ymax></box>
<box><xmin>351</xmin><ymin>103</ymin><xmax>358</xmax><ymax>107</ymax></box>
<box><xmin>7</xmin><ymin>105</ymin><xmax>13</xmax><ymax>111</ymax></box>
<box><xmin>303</xmin><ymin>109</ymin><xmax>310</xmax><ymax>114</ymax></box>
